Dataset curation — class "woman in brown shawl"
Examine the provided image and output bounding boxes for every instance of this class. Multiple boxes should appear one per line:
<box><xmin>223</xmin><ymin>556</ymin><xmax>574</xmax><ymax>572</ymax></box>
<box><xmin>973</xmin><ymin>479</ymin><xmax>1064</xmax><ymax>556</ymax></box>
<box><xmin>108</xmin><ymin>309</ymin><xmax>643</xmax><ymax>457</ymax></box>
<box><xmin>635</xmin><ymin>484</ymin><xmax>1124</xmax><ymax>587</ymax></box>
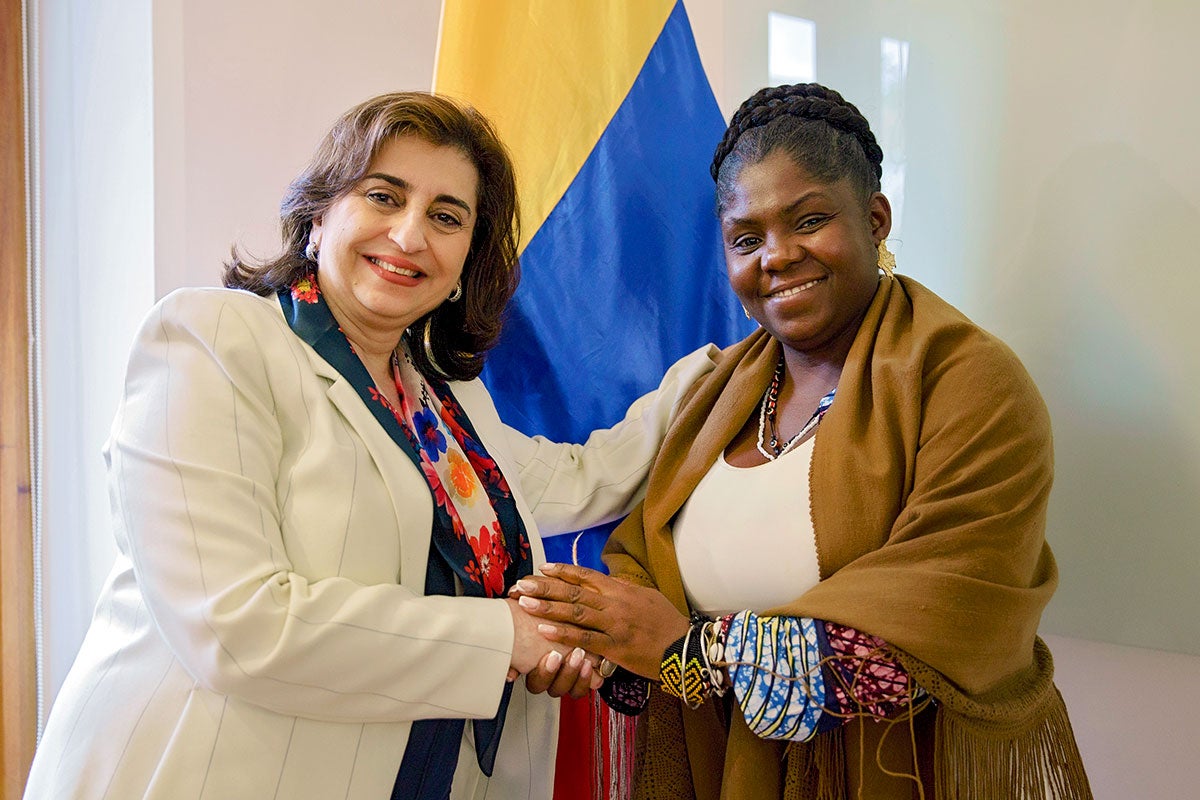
<box><xmin>512</xmin><ymin>83</ymin><xmax>1091</xmax><ymax>799</ymax></box>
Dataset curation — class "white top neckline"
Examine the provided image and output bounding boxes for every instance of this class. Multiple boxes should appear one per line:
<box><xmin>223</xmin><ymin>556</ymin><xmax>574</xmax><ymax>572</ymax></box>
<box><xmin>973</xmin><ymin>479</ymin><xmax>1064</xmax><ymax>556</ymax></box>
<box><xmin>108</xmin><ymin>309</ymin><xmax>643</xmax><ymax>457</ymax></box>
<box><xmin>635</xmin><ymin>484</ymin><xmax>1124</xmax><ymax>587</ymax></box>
<box><xmin>673</xmin><ymin>436</ymin><xmax>821</xmax><ymax>617</ymax></box>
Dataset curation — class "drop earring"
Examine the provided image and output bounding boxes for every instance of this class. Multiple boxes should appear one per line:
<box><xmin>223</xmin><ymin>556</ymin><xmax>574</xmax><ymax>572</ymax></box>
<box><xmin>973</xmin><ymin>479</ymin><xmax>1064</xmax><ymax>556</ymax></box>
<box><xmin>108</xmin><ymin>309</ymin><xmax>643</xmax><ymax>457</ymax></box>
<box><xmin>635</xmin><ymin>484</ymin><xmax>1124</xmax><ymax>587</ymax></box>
<box><xmin>877</xmin><ymin>240</ymin><xmax>896</xmax><ymax>278</ymax></box>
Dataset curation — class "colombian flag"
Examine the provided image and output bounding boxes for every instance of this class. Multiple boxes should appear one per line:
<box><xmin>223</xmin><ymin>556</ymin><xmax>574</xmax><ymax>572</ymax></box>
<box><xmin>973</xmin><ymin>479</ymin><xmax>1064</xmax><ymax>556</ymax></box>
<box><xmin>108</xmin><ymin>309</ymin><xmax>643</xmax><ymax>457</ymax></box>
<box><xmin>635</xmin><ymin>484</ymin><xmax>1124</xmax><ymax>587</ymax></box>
<box><xmin>436</xmin><ymin>1</ymin><xmax>750</xmax><ymax>795</ymax></box>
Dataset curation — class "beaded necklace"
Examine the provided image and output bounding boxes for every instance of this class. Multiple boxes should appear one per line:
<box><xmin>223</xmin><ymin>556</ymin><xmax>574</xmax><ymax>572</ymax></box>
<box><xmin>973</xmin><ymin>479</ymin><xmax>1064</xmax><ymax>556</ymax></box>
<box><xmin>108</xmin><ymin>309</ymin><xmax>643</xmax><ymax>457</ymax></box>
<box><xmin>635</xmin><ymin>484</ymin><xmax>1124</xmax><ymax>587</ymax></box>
<box><xmin>755</xmin><ymin>356</ymin><xmax>837</xmax><ymax>461</ymax></box>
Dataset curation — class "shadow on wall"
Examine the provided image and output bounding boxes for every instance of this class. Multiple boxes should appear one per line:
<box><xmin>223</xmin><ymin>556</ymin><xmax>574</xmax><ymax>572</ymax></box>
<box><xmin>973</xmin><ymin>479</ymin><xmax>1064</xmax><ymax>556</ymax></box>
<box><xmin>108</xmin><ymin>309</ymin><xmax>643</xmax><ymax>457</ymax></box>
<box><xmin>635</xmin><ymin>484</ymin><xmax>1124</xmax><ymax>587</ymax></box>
<box><xmin>998</xmin><ymin>141</ymin><xmax>1200</xmax><ymax>656</ymax></box>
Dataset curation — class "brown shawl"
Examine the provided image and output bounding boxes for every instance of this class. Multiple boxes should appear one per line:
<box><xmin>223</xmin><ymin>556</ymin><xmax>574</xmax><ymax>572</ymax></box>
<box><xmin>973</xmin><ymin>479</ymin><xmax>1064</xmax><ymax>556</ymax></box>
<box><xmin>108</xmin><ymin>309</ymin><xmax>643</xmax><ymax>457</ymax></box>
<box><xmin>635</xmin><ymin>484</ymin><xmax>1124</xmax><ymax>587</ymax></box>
<box><xmin>603</xmin><ymin>276</ymin><xmax>1091</xmax><ymax>799</ymax></box>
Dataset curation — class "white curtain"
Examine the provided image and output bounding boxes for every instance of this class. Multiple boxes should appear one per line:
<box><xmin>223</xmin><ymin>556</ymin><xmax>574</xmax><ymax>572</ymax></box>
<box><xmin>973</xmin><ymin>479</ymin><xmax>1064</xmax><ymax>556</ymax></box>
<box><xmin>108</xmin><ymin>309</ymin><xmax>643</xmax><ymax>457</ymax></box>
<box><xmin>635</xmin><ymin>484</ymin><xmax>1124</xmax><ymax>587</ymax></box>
<box><xmin>32</xmin><ymin>0</ymin><xmax>155</xmax><ymax>719</ymax></box>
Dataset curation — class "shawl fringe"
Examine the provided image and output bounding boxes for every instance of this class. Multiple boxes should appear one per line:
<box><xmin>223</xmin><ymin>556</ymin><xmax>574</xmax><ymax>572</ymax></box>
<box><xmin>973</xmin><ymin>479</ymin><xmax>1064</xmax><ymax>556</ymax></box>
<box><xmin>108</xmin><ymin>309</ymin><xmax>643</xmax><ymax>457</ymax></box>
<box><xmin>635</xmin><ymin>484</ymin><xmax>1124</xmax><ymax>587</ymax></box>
<box><xmin>901</xmin><ymin>639</ymin><xmax>1093</xmax><ymax>800</ymax></box>
<box><xmin>784</xmin><ymin>728</ymin><xmax>846</xmax><ymax>800</ymax></box>
<box><xmin>932</xmin><ymin>694</ymin><xmax>1091</xmax><ymax>800</ymax></box>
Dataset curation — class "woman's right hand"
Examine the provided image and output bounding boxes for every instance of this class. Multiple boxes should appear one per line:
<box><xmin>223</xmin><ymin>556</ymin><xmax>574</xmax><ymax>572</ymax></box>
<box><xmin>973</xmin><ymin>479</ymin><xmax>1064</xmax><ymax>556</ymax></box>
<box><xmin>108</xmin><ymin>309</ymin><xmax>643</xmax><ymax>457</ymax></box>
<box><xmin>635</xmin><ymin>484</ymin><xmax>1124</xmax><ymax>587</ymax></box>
<box><xmin>505</xmin><ymin>598</ymin><xmax>601</xmax><ymax>699</ymax></box>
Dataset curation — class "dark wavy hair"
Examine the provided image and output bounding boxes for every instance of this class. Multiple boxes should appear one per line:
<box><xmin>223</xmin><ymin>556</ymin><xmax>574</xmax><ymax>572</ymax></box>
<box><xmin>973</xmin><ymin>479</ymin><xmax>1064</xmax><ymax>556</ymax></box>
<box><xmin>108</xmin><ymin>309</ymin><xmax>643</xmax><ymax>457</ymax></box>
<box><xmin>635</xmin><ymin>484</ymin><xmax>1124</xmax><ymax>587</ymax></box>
<box><xmin>223</xmin><ymin>92</ymin><xmax>520</xmax><ymax>381</ymax></box>
<box><xmin>711</xmin><ymin>83</ymin><xmax>883</xmax><ymax>215</ymax></box>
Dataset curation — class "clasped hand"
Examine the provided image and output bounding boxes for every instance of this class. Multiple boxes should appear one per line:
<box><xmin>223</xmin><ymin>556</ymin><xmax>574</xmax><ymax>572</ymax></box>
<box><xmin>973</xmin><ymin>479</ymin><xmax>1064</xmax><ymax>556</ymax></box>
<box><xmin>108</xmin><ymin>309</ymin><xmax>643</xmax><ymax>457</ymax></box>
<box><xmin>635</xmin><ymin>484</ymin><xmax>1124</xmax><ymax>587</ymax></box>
<box><xmin>505</xmin><ymin>596</ymin><xmax>605</xmax><ymax>700</ymax></box>
<box><xmin>508</xmin><ymin>563</ymin><xmax>689</xmax><ymax>680</ymax></box>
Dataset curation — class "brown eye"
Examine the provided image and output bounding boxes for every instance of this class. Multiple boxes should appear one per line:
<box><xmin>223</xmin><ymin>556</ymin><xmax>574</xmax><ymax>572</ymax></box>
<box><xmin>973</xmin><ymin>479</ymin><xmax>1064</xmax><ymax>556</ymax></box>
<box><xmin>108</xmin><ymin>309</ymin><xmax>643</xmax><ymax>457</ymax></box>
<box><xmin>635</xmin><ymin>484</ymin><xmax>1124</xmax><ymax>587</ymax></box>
<box><xmin>366</xmin><ymin>190</ymin><xmax>398</xmax><ymax>206</ymax></box>
<box><xmin>431</xmin><ymin>211</ymin><xmax>464</xmax><ymax>229</ymax></box>
<box><xmin>730</xmin><ymin>235</ymin><xmax>761</xmax><ymax>252</ymax></box>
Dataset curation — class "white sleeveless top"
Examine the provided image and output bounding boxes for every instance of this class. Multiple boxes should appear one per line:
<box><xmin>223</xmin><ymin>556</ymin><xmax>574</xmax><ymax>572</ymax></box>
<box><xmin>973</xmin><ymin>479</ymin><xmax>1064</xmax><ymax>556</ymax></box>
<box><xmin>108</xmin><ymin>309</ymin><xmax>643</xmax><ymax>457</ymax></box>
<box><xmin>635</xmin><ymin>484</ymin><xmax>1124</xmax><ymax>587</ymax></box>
<box><xmin>673</xmin><ymin>435</ymin><xmax>821</xmax><ymax>617</ymax></box>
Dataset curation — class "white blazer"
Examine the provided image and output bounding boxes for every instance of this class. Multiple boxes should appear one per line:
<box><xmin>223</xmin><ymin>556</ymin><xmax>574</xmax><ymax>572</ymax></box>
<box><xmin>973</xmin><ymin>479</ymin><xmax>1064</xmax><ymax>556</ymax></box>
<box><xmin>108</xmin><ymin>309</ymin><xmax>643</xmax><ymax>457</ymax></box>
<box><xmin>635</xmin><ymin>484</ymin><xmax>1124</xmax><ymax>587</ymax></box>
<box><xmin>23</xmin><ymin>288</ymin><xmax>716</xmax><ymax>800</ymax></box>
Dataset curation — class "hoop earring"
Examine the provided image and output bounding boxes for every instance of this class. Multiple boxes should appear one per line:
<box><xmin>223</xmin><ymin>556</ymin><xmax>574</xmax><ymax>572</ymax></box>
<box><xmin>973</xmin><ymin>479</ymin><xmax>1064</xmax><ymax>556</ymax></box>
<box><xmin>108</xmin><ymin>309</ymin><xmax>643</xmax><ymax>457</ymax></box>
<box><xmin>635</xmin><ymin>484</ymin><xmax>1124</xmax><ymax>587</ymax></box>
<box><xmin>877</xmin><ymin>240</ymin><xmax>896</xmax><ymax>278</ymax></box>
<box><xmin>446</xmin><ymin>280</ymin><xmax>463</xmax><ymax>303</ymax></box>
<box><xmin>741</xmin><ymin>304</ymin><xmax>752</xmax><ymax>320</ymax></box>
<box><xmin>305</xmin><ymin>240</ymin><xmax>319</xmax><ymax>262</ymax></box>
<box><xmin>422</xmin><ymin>317</ymin><xmax>448</xmax><ymax>377</ymax></box>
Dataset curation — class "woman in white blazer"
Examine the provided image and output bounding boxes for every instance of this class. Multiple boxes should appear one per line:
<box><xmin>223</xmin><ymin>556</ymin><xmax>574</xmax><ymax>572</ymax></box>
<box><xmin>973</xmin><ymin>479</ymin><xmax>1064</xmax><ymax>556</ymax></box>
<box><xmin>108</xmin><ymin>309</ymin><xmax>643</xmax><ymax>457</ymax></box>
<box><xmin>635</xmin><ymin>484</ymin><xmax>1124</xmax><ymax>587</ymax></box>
<box><xmin>23</xmin><ymin>92</ymin><xmax>715</xmax><ymax>800</ymax></box>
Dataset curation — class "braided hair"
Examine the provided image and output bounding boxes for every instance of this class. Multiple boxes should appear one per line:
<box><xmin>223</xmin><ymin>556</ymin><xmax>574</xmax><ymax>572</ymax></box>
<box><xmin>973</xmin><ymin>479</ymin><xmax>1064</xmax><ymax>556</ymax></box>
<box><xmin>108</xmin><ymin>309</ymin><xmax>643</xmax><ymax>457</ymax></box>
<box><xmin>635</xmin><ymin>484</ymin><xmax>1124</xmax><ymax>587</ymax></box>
<box><xmin>712</xmin><ymin>83</ymin><xmax>883</xmax><ymax>214</ymax></box>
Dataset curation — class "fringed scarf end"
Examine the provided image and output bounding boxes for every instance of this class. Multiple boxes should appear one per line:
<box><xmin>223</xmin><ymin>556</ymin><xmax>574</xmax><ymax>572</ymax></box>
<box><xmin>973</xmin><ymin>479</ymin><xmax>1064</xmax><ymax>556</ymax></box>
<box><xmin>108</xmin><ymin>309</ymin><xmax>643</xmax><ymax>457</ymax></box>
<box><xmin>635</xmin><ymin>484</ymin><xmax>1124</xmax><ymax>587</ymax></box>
<box><xmin>933</xmin><ymin>687</ymin><xmax>1093</xmax><ymax>800</ymax></box>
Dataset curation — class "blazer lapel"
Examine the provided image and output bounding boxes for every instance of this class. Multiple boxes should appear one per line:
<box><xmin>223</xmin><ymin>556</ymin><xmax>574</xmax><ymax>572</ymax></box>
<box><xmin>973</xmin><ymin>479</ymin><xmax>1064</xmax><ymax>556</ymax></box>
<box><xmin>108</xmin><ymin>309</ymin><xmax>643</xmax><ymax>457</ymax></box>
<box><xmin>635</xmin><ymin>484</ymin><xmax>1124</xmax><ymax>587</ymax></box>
<box><xmin>318</xmin><ymin>367</ymin><xmax>432</xmax><ymax>594</ymax></box>
<box><xmin>291</xmin><ymin>316</ymin><xmax>433</xmax><ymax>594</ymax></box>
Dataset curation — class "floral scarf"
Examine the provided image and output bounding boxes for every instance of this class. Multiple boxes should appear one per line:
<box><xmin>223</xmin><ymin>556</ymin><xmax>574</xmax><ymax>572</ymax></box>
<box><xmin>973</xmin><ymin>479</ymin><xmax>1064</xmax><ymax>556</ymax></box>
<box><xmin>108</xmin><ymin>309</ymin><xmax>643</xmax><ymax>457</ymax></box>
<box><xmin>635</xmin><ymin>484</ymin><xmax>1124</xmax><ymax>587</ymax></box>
<box><xmin>279</xmin><ymin>274</ymin><xmax>532</xmax><ymax>794</ymax></box>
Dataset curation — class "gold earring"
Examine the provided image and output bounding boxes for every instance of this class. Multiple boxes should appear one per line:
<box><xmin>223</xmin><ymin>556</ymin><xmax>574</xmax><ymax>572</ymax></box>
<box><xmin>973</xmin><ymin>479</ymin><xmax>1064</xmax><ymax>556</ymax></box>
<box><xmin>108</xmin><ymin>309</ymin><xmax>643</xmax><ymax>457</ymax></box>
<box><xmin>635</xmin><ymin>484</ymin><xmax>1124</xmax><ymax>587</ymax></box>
<box><xmin>742</xmin><ymin>305</ymin><xmax>752</xmax><ymax>319</ymax></box>
<box><xmin>422</xmin><ymin>317</ymin><xmax>448</xmax><ymax>377</ymax></box>
<box><xmin>877</xmin><ymin>241</ymin><xmax>896</xmax><ymax>278</ymax></box>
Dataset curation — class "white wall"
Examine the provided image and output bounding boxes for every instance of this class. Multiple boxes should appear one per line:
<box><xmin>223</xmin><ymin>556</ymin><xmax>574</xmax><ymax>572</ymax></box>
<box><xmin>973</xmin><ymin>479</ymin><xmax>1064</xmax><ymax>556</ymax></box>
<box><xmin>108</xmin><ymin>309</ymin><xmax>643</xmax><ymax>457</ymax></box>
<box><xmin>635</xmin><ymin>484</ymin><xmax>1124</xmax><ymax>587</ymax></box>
<box><xmin>1045</xmin><ymin>634</ymin><xmax>1200</xmax><ymax>800</ymax></box>
<box><xmin>986</xmin><ymin>0</ymin><xmax>1200</xmax><ymax>655</ymax></box>
<box><xmin>154</xmin><ymin>0</ymin><xmax>444</xmax><ymax>295</ymax></box>
<box><xmin>36</xmin><ymin>1</ymin><xmax>1200</xmax><ymax>796</ymax></box>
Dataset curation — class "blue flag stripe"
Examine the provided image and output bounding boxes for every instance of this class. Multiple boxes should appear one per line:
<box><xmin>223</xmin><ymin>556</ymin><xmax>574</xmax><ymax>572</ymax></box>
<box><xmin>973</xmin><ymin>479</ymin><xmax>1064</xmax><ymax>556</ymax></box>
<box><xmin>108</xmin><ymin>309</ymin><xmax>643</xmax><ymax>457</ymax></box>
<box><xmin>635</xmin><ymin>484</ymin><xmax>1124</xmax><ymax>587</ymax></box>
<box><xmin>480</xmin><ymin>1</ymin><xmax>753</xmax><ymax>567</ymax></box>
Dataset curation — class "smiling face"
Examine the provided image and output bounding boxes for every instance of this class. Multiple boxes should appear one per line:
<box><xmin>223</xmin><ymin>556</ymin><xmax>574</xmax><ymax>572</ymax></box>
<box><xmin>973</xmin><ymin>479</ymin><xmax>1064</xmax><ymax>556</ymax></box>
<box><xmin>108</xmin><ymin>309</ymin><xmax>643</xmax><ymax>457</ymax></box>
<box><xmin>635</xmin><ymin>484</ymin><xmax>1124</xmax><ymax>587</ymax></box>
<box><xmin>310</xmin><ymin>134</ymin><xmax>480</xmax><ymax>347</ymax></box>
<box><xmin>720</xmin><ymin>148</ymin><xmax>891</xmax><ymax>358</ymax></box>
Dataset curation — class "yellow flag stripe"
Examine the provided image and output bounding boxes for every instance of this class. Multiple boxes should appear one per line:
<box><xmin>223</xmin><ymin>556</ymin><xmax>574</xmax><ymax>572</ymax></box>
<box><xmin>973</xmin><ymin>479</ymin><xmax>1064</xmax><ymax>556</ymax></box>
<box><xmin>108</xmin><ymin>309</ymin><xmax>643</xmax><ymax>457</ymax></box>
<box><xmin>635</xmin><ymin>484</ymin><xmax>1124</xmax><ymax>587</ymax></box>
<box><xmin>434</xmin><ymin>0</ymin><xmax>675</xmax><ymax>251</ymax></box>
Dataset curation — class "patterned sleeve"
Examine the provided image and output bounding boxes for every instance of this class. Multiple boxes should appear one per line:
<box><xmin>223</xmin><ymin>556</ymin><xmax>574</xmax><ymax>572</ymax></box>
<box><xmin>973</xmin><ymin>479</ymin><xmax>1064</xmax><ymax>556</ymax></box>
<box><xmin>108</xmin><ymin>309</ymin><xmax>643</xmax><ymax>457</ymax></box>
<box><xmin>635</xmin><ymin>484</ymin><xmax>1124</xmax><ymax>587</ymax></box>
<box><xmin>723</xmin><ymin>612</ymin><xmax>922</xmax><ymax>742</ymax></box>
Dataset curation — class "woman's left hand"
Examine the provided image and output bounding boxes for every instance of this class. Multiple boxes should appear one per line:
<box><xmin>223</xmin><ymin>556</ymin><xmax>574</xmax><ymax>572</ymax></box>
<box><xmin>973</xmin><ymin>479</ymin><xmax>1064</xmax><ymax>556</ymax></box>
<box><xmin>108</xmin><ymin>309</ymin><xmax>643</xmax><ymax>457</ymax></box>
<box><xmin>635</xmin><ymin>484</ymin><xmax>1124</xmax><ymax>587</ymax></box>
<box><xmin>510</xmin><ymin>563</ymin><xmax>690</xmax><ymax>679</ymax></box>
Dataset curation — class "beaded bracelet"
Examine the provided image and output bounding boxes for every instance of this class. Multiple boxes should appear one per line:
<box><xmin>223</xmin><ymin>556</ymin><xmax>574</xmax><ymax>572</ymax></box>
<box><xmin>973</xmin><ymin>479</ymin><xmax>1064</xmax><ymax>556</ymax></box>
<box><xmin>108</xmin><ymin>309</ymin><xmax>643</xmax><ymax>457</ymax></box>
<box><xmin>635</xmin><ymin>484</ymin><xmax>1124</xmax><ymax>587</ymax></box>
<box><xmin>700</xmin><ymin>619</ymin><xmax>728</xmax><ymax>698</ymax></box>
<box><xmin>659</xmin><ymin>613</ymin><xmax>727</xmax><ymax>708</ymax></box>
<box><xmin>598</xmin><ymin>665</ymin><xmax>651</xmax><ymax>716</ymax></box>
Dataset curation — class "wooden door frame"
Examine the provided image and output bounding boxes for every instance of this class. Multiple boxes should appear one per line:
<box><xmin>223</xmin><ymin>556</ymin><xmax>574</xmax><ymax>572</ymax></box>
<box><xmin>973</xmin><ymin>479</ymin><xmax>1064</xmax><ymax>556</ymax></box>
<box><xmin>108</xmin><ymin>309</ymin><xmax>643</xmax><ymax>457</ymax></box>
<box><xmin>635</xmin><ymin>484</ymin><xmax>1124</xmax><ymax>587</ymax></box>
<box><xmin>1</xmin><ymin>0</ymin><xmax>37</xmax><ymax>795</ymax></box>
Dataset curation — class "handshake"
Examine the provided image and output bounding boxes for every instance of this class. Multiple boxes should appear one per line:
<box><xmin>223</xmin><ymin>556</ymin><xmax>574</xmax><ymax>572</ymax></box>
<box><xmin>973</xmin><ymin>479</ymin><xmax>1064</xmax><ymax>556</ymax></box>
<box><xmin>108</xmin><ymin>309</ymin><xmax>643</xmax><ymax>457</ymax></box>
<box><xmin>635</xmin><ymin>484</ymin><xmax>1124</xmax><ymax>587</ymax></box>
<box><xmin>503</xmin><ymin>562</ymin><xmax>690</xmax><ymax>699</ymax></box>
